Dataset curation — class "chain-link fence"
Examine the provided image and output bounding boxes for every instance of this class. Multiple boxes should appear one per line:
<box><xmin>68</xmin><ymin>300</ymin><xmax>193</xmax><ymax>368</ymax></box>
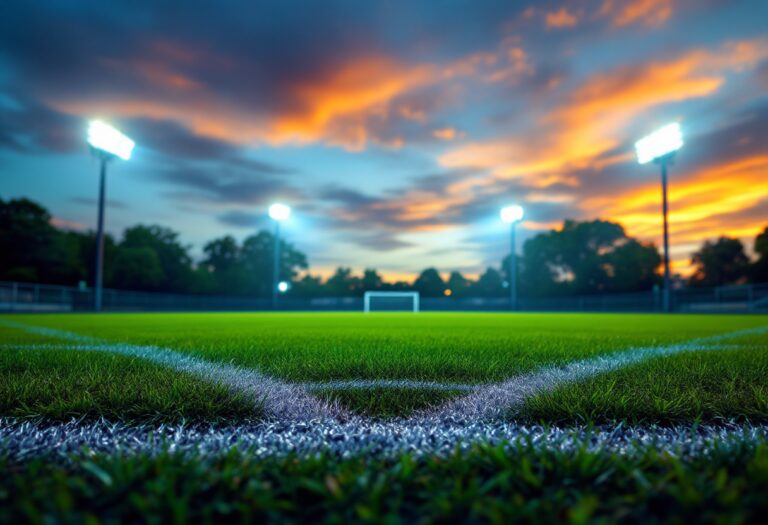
<box><xmin>1</xmin><ymin>280</ymin><xmax>767</xmax><ymax>313</ymax></box>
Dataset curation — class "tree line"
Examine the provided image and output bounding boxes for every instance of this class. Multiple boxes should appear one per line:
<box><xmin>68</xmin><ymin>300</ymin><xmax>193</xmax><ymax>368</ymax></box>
<box><xmin>1</xmin><ymin>197</ymin><xmax>766</xmax><ymax>298</ymax></box>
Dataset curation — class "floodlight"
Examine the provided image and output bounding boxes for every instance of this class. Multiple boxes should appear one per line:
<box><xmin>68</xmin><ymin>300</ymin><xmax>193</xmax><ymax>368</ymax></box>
<box><xmin>269</xmin><ymin>203</ymin><xmax>291</xmax><ymax>221</ymax></box>
<box><xmin>86</xmin><ymin>119</ymin><xmax>135</xmax><ymax>312</ymax></box>
<box><xmin>635</xmin><ymin>122</ymin><xmax>683</xmax><ymax>165</ymax></box>
<box><xmin>87</xmin><ymin>120</ymin><xmax>135</xmax><ymax>160</ymax></box>
<box><xmin>500</xmin><ymin>205</ymin><xmax>524</xmax><ymax>223</ymax></box>
<box><xmin>634</xmin><ymin>122</ymin><xmax>684</xmax><ymax>313</ymax></box>
<box><xmin>278</xmin><ymin>281</ymin><xmax>289</xmax><ymax>293</ymax></box>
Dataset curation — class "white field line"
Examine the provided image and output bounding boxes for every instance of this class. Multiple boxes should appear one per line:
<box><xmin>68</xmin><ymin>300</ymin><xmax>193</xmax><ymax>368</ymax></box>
<box><xmin>417</xmin><ymin>326</ymin><xmax>768</xmax><ymax>422</ymax></box>
<box><xmin>0</xmin><ymin>343</ymin><xmax>480</xmax><ymax>393</ymax></box>
<box><xmin>2</xmin><ymin>417</ymin><xmax>767</xmax><ymax>461</ymax></box>
<box><xmin>302</xmin><ymin>379</ymin><xmax>479</xmax><ymax>392</ymax></box>
<box><xmin>0</xmin><ymin>321</ymin><xmax>347</xmax><ymax>421</ymax></box>
<box><xmin>2</xmin><ymin>319</ymin><xmax>766</xmax><ymax>424</ymax></box>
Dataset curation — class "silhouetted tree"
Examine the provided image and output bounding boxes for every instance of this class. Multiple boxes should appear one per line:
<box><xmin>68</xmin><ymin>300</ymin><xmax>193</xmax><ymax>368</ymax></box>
<box><xmin>517</xmin><ymin>219</ymin><xmax>660</xmax><ymax>296</ymax></box>
<box><xmin>749</xmin><ymin>226</ymin><xmax>768</xmax><ymax>283</ymax></box>
<box><xmin>201</xmin><ymin>236</ymin><xmax>245</xmax><ymax>294</ymax></box>
<box><xmin>413</xmin><ymin>268</ymin><xmax>445</xmax><ymax>297</ymax></box>
<box><xmin>689</xmin><ymin>237</ymin><xmax>749</xmax><ymax>287</ymax></box>
<box><xmin>292</xmin><ymin>274</ymin><xmax>325</xmax><ymax>297</ymax></box>
<box><xmin>361</xmin><ymin>268</ymin><xmax>384</xmax><ymax>291</ymax></box>
<box><xmin>0</xmin><ymin>197</ymin><xmax>59</xmax><ymax>281</ymax></box>
<box><xmin>325</xmin><ymin>267</ymin><xmax>361</xmax><ymax>296</ymax></box>
<box><xmin>469</xmin><ymin>267</ymin><xmax>505</xmax><ymax>297</ymax></box>
<box><xmin>120</xmin><ymin>225</ymin><xmax>193</xmax><ymax>292</ymax></box>
<box><xmin>111</xmin><ymin>247</ymin><xmax>165</xmax><ymax>290</ymax></box>
<box><xmin>240</xmin><ymin>231</ymin><xmax>307</xmax><ymax>297</ymax></box>
<box><xmin>603</xmin><ymin>239</ymin><xmax>661</xmax><ymax>292</ymax></box>
<box><xmin>447</xmin><ymin>271</ymin><xmax>471</xmax><ymax>297</ymax></box>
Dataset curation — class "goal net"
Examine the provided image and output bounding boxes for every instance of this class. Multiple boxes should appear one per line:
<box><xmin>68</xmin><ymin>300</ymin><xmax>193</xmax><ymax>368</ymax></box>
<box><xmin>364</xmin><ymin>291</ymin><xmax>420</xmax><ymax>313</ymax></box>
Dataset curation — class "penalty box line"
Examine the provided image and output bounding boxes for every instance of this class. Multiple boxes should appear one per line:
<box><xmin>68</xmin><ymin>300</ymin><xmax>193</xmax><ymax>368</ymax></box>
<box><xmin>0</xmin><ymin>320</ymin><xmax>347</xmax><ymax>421</ymax></box>
<box><xmin>2</xmin><ymin>320</ymin><xmax>766</xmax><ymax>423</ymax></box>
<box><xmin>417</xmin><ymin>325</ymin><xmax>768</xmax><ymax>422</ymax></box>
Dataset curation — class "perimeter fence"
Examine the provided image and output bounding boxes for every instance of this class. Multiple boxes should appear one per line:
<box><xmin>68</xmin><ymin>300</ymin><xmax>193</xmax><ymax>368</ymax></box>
<box><xmin>1</xmin><ymin>280</ymin><xmax>767</xmax><ymax>313</ymax></box>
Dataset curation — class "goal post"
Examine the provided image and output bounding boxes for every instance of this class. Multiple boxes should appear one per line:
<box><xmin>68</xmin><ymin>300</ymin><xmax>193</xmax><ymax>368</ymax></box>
<box><xmin>363</xmin><ymin>291</ymin><xmax>420</xmax><ymax>313</ymax></box>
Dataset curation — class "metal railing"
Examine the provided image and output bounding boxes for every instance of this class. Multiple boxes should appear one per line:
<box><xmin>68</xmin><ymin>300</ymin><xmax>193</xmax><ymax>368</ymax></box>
<box><xmin>1</xmin><ymin>280</ymin><xmax>767</xmax><ymax>313</ymax></box>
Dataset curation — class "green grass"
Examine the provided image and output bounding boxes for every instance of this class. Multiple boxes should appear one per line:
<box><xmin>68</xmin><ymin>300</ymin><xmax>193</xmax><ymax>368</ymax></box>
<box><xmin>0</xmin><ymin>347</ymin><xmax>260</xmax><ymax>423</ymax></box>
<box><xmin>4</xmin><ymin>313</ymin><xmax>766</xmax><ymax>383</ymax></box>
<box><xmin>520</xmin><ymin>346</ymin><xmax>768</xmax><ymax>425</ymax></box>
<box><xmin>3</xmin><ymin>441</ymin><xmax>768</xmax><ymax>524</ymax></box>
<box><xmin>1</xmin><ymin>312</ymin><xmax>767</xmax><ymax>421</ymax></box>
<box><xmin>2</xmin><ymin>312</ymin><xmax>768</xmax><ymax>523</ymax></box>
<box><xmin>315</xmin><ymin>387</ymin><xmax>464</xmax><ymax>418</ymax></box>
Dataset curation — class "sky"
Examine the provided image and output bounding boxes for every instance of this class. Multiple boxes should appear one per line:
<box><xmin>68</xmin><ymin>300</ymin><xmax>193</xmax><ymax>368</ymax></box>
<box><xmin>1</xmin><ymin>0</ymin><xmax>766</xmax><ymax>281</ymax></box>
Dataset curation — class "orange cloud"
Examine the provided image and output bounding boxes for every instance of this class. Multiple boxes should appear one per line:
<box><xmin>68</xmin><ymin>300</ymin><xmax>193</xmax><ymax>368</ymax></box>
<box><xmin>546</xmin><ymin>8</ymin><xmax>579</xmax><ymax>29</ymax></box>
<box><xmin>600</xmin><ymin>0</ymin><xmax>673</xmax><ymax>28</ymax></box>
<box><xmin>433</xmin><ymin>127</ymin><xmax>459</xmax><ymax>140</ymax></box>
<box><xmin>273</xmin><ymin>56</ymin><xmax>436</xmax><ymax>150</ymax></box>
<box><xmin>51</xmin><ymin>55</ymin><xmax>438</xmax><ymax>150</ymax></box>
<box><xmin>439</xmin><ymin>39</ymin><xmax>768</xmax><ymax>190</ymax></box>
<box><xmin>587</xmin><ymin>155</ymin><xmax>768</xmax><ymax>274</ymax></box>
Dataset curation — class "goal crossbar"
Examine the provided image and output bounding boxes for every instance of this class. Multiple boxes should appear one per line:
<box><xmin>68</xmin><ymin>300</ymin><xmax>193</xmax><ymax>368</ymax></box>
<box><xmin>363</xmin><ymin>291</ymin><xmax>420</xmax><ymax>313</ymax></box>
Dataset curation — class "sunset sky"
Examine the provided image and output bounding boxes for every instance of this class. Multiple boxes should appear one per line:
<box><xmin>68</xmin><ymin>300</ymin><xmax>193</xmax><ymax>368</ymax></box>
<box><xmin>1</xmin><ymin>0</ymin><xmax>766</xmax><ymax>280</ymax></box>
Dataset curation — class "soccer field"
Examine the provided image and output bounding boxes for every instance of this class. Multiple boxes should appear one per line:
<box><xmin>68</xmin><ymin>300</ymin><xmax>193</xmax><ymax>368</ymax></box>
<box><xmin>2</xmin><ymin>312</ymin><xmax>768</xmax><ymax>522</ymax></box>
<box><xmin>2</xmin><ymin>312</ymin><xmax>767</xmax><ymax>421</ymax></box>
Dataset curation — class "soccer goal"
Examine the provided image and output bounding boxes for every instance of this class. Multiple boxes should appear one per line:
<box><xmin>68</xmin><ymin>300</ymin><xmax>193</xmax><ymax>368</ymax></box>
<box><xmin>363</xmin><ymin>291</ymin><xmax>420</xmax><ymax>313</ymax></box>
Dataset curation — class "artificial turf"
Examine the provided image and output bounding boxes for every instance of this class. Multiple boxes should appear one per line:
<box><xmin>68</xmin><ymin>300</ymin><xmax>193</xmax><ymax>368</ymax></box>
<box><xmin>1</xmin><ymin>312</ymin><xmax>767</xmax><ymax>421</ymax></box>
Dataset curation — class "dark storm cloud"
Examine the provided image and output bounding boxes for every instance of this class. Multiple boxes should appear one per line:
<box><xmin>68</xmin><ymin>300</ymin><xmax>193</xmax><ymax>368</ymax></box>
<box><xmin>159</xmin><ymin>164</ymin><xmax>304</xmax><ymax>206</ymax></box>
<box><xmin>216</xmin><ymin>210</ymin><xmax>263</xmax><ymax>229</ymax></box>
<box><xmin>122</xmin><ymin>118</ymin><xmax>294</xmax><ymax>175</ymax></box>
<box><xmin>0</xmin><ymin>1</ymin><xmax>529</xmax><ymax>114</ymax></box>
<box><xmin>0</xmin><ymin>94</ymin><xmax>82</xmax><ymax>153</ymax></box>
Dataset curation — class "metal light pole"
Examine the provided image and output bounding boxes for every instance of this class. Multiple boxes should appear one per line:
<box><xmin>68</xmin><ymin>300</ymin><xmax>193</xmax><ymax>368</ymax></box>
<box><xmin>268</xmin><ymin>203</ymin><xmax>291</xmax><ymax>310</ymax></box>
<box><xmin>501</xmin><ymin>205</ymin><xmax>524</xmax><ymax>311</ymax></box>
<box><xmin>635</xmin><ymin>122</ymin><xmax>683</xmax><ymax>313</ymax></box>
<box><xmin>658</xmin><ymin>156</ymin><xmax>672</xmax><ymax>313</ymax></box>
<box><xmin>94</xmin><ymin>154</ymin><xmax>109</xmax><ymax>312</ymax></box>
<box><xmin>86</xmin><ymin>121</ymin><xmax>135</xmax><ymax>312</ymax></box>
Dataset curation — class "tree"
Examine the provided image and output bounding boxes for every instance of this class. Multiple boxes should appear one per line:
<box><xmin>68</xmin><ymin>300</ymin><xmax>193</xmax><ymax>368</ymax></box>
<box><xmin>447</xmin><ymin>271</ymin><xmax>470</xmax><ymax>297</ymax></box>
<box><xmin>201</xmin><ymin>236</ymin><xmax>244</xmax><ymax>294</ymax></box>
<box><xmin>361</xmin><ymin>269</ymin><xmax>383</xmax><ymax>292</ymax></box>
<box><xmin>325</xmin><ymin>267</ymin><xmax>360</xmax><ymax>296</ymax></box>
<box><xmin>111</xmin><ymin>247</ymin><xmax>165</xmax><ymax>290</ymax></box>
<box><xmin>518</xmin><ymin>219</ymin><xmax>660</xmax><ymax>296</ymax></box>
<box><xmin>292</xmin><ymin>274</ymin><xmax>325</xmax><ymax>297</ymax></box>
<box><xmin>119</xmin><ymin>225</ymin><xmax>193</xmax><ymax>292</ymax></box>
<box><xmin>469</xmin><ymin>267</ymin><xmax>504</xmax><ymax>297</ymax></box>
<box><xmin>749</xmin><ymin>226</ymin><xmax>768</xmax><ymax>283</ymax></box>
<box><xmin>689</xmin><ymin>237</ymin><xmax>749</xmax><ymax>287</ymax></box>
<box><xmin>240</xmin><ymin>231</ymin><xmax>308</xmax><ymax>297</ymax></box>
<box><xmin>414</xmin><ymin>268</ymin><xmax>446</xmax><ymax>297</ymax></box>
<box><xmin>603</xmin><ymin>239</ymin><xmax>661</xmax><ymax>292</ymax></box>
<box><xmin>0</xmin><ymin>197</ymin><xmax>59</xmax><ymax>281</ymax></box>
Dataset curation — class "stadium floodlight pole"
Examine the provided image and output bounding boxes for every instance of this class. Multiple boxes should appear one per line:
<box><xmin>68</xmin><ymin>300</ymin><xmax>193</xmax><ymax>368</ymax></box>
<box><xmin>635</xmin><ymin>122</ymin><xmax>683</xmax><ymax>313</ymax></box>
<box><xmin>268</xmin><ymin>203</ymin><xmax>291</xmax><ymax>309</ymax></box>
<box><xmin>500</xmin><ymin>205</ymin><xmax>524</xmax><ymax>311</ymax></box>
<box><xmin>86</xmin><ymin>120</ymin><xmax>135</xmax><ymax>312</ymax></box>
